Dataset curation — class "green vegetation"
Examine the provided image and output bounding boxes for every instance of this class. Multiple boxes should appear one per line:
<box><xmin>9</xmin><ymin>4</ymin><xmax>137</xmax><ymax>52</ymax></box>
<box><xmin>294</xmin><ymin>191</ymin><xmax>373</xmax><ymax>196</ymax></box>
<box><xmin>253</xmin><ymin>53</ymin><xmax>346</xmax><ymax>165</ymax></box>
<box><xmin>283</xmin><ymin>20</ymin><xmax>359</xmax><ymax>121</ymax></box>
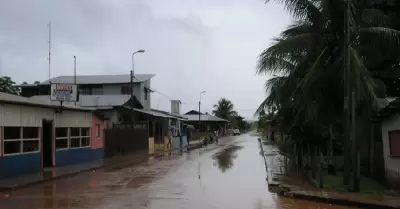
<box><xmin>212</xmin><ymin>98</ymin><xmax>252</xmax><ymax>131</ymax></box>
<box><xmin>310</xmin><ymin>171</ymin><xmax>387</xmax><ymax>195</ymax></box>
<box><xmin>256</xmin><ymin>0</ymin><xmax>400</xmax><ymax>192</ymax></box>
<box><xmin>0</xmin><ymin>76</ymin><xmax>19</xmax><ymax>95</ymax></box>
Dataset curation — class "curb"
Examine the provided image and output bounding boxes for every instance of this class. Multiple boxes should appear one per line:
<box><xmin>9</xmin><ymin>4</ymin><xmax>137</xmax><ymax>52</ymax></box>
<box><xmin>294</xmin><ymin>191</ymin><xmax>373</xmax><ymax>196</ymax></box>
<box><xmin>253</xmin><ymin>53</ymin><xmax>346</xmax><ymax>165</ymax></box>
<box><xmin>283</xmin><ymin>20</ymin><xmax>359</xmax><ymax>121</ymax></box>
<box><xmin>0</xmin><ymin>142</ymin><xmax>203</xmax><ymax>193</ymax></box>
<box><xmin>289</xmin><ymin>192</ymin><xmax>399</xmax><ymax>209</ymax></box>
<box><xmin>269</xmin><ymin>182</ymin><xmax>399</xmax><ymax>209</ymax></box>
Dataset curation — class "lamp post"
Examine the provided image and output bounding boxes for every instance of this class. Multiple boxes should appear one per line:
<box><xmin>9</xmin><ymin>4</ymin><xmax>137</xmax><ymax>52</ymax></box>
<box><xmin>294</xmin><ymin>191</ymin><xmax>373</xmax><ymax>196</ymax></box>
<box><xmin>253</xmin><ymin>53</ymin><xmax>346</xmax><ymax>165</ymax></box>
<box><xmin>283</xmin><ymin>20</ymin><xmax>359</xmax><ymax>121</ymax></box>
<box><xmin>198</xmin><ymin>91</ymin><xmax>206</xmax><ymax>136</ymax></box>
<box><xmin>131</xmin><ymin>49</ymin><xmax>145</xmax><ymax>127</ymax></box>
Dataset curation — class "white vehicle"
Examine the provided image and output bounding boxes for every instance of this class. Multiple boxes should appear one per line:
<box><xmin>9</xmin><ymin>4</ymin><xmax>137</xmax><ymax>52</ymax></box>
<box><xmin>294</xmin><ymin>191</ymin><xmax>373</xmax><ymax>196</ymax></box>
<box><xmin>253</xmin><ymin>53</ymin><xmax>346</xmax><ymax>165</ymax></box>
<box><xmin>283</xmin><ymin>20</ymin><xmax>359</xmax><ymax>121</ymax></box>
<box><xmin>233</xmin><ymin>129</ymin><xmax>240</xmax><ymax>136</ymax></box>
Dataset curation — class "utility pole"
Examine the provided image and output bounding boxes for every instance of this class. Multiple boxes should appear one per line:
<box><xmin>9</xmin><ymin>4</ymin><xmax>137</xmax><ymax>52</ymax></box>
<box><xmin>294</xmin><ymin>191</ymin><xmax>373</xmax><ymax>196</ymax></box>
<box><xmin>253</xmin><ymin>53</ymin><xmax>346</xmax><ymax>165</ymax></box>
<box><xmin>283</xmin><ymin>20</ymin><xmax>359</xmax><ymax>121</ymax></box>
<box><xmin>48</xmin><ymin>22</ymin><xmax>52</xmax><ymax>81</ymax></box>
<box><xmin>343</xmin><ymin>0</ymin><xmax>352</xmax><ymax>186</ymax></box>
<box><xmin>130</xmin><ymin>49</ymin><xmax>145</xmax><ymax>128</ymax></box>
<box><xmin>130</xmin><ymin>70</ymin><xmax>134</xmax><ymax>127</ymax></box>
<box><xmin>74</xmin><ymin>56</ymin><xmax>77</xmax><ymax>105</ymax></box>
<box><xmin>199</xmin><ymin>91</ymin><xmax>206</xmax><ymax>137</ymax></box>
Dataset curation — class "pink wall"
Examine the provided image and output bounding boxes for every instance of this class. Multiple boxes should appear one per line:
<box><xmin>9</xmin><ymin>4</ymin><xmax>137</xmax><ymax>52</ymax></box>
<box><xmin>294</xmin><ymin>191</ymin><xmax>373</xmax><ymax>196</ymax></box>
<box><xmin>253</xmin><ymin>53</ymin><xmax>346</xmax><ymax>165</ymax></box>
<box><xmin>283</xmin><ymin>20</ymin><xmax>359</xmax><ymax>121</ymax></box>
<box><xmin>91</xmin><ymin>116</ymin><xmax>105</xmax><ymax>149</ymax></box>
<box><xmin>0</xmin><ymin>127</ymin><xmax>2</xmax><ymax>157</ymax></box>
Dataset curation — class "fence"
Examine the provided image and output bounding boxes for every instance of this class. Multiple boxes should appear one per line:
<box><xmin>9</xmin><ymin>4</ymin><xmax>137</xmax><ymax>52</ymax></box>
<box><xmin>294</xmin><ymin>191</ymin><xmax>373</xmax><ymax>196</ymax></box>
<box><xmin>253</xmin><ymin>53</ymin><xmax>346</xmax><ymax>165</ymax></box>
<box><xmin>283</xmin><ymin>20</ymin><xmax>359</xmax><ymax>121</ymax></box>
<box><xmin>104</xmin><ymin>122</ymin><xmax>149</xmax><ymax>158</ymax></box>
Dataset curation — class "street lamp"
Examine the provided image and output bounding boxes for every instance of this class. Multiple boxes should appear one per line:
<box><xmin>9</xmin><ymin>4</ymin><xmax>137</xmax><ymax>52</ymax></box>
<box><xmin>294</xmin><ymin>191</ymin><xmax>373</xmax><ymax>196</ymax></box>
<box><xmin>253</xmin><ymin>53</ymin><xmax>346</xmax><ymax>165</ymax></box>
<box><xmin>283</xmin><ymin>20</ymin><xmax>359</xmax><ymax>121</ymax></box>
<box><xmin>198</xmin><ymin>91</ymin><xmax>206</xmax><ymax>135</ymax></box>
<box><xmin>131</xmin><ymin>49</ymin><xmax>145</xmax><ymax>127</ymax></box>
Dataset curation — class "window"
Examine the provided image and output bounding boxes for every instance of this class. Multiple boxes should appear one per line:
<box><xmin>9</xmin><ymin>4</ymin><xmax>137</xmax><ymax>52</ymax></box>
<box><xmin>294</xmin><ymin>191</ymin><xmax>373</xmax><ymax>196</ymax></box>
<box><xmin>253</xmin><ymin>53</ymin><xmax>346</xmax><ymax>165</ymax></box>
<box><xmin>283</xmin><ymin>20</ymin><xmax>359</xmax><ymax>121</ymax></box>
<box><xmin>3</xmin><ymin>127</ymin><xmax>39</xmax><ymax>155</ymax></box>
<box><xmin>56</xmin><ymin>128</ymin><xmax>69</xmax><ymax>150</ymax></box>
<box><xmin>96</xmin><ymin>124</ymin><xmax>101</xmax><ymax>138</ymax></box>
<box><xmin>80</xmin><ymin>88</ymin><xmax>91</xmax><ymax>95</ymax></box>
<box><xmin>69</xmin><ymin>127</ymin><xmax>90</xmax><ymax>149</ymax></box>
<box><xmin>79</xmin><ymin>85</ymin><xmax>103</xmax><ymax>95</ymax></box>
<box><xmin>121</xmin><ymin>86</ymin><xmax>131</xmax><ymax>95</ymax></box>
<box><xmin>389</xmin><ymin>131</ymin><xmax>400</xmax><ymax>157</ymax></box>
<box><xmin>144</xmin><ymin>88</ymin><xmax>148</xmax><ymax>100</ymax></box>
<box><xmin>92</xmin><ymin>88</ymin><xmax>103</xmax><ymax>95</ymax></box>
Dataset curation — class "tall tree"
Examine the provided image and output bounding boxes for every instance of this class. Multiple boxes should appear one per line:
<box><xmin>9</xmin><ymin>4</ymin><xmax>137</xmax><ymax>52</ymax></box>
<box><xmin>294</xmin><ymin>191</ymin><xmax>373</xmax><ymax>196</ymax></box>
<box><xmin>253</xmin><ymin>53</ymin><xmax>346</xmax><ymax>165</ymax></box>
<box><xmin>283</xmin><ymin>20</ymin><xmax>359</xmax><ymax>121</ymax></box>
<box><xmin>257</xmin><ymin>0</ymin><xmax>400</xmax><ymax>188</ymax></box>
<box><xmin>0</xmin><ymin>76</ymin><xmax>19</xmax><ymax>95</ymax></box>
<box><xmin>212</xmin><ymin>98</ymin><xmax>238</xmax><ymax>120</ymax></box>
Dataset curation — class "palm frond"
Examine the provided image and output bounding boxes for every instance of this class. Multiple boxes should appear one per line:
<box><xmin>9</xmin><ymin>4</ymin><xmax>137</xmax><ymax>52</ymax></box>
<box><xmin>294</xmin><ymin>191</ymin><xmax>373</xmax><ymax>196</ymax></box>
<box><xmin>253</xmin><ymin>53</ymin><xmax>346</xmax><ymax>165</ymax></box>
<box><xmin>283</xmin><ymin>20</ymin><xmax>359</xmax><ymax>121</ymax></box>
<box><xmin>349</xmin><ymin>46</ymin><xmax>378</xmax><ymax>104</ymax></box>
<box><xmin>360</xmin><ymin>27</ymin><xmax>400</xmax><ymax>55</ymax></box>
<box><xmin>265</xmin><ymin>0</ymin><xmax>322</xmax><ymax>23</ymax></box>
<box><xmin>257</xmin><ymin>33</ymin><xmax>317</xmax><ymax>75</ymax></box>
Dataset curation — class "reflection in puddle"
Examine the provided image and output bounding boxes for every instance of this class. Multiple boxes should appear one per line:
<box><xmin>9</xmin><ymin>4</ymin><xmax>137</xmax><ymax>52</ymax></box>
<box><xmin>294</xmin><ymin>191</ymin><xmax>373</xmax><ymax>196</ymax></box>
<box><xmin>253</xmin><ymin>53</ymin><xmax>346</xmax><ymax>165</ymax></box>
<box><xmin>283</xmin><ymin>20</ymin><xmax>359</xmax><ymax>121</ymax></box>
<box><xmin>212</xmin><ymin>145</ymin><xmax>243</xmax><ymax>172</ymax></box>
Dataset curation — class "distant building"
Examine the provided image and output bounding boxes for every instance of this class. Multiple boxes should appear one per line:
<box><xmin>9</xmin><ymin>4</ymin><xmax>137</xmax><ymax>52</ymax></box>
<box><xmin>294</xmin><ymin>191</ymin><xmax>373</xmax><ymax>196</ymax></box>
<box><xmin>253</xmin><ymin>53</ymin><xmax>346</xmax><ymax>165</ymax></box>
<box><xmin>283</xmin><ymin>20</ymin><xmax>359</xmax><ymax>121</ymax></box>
<box><xmin>15</xmin><ymin>74</ymin><xmax>178</xmax><ymax>126</ymax></box>
<box><xmin>183</xmin><ymin>110</ymin><xmax>229</xmax><ymax>132</ymax></box>
<box><xmin>372</xmin><ymin>97</ymin><xmax>400</xmax><ymax>188</ymax></box>
<box><xmin>16</xmin><ymin>74</ymin><xmax>154</xmax><ymax>110</ymax></box>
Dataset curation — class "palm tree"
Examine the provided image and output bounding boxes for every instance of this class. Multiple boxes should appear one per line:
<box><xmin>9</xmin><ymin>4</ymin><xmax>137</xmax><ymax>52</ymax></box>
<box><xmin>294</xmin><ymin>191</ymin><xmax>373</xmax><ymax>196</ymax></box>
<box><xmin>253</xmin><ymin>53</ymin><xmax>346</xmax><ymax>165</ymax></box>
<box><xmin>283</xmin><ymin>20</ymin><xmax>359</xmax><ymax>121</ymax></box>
<box><xmin>257</xmin><ymin>0</ymin><xmax>400</xmax><ymax>186</ymax></box>
<box><xmin>212</xmin><ymin>98</ymin><xmax>238</xmax><ymax>120</ymax></box>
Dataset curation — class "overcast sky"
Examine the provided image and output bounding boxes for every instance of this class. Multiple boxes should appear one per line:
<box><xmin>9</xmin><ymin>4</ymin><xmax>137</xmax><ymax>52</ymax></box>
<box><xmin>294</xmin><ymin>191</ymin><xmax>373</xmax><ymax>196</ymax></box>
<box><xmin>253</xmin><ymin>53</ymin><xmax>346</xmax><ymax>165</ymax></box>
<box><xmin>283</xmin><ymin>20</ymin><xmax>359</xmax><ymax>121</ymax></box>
<box><xmin>0</xmin><ymin>0</ymin><xmax>291</xmax><ymax>119</ymax></box>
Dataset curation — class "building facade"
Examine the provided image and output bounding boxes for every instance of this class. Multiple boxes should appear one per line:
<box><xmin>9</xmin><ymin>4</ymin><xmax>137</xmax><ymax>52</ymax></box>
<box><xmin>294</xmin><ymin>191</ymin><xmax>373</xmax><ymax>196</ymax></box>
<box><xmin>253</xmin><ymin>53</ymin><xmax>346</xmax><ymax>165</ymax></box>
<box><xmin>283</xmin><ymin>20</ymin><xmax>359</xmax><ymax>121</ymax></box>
<box><xmin>0</xmin><ymin>93</ymin><xmax>107</xmax><ymax>177</ymax></box>
<box><xmin>17</xmin><ymin>74</ymin><xmax>154</xmax><ymax>110</ymax></box>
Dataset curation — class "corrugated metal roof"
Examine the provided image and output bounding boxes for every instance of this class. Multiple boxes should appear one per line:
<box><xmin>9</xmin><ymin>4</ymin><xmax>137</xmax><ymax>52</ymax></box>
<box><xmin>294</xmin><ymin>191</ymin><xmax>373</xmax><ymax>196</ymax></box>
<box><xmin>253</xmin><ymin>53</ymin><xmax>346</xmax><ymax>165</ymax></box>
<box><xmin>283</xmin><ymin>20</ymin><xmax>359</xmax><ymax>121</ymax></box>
<box><xmin>133</xmin><ymin>108</ymin><xmax>172</xmax><ymax>118</ymax></box>
<box><xmin>30</xmin><ymin>95</ymin><xmax>141</xmax><ymax>108</ymax></box>
<box><xmin>39</xmin><ymin>74</ymin><xmax>155</xmax><ymax>85</ymax></box>
<box><xmin>150</xmin><ymin>109</ymin><xmax>188</xmax><ymax>121</ymax></box>
<box><xmin>183</xmin><ymin>114</ymin><xmax>229</xmax><ymax>122</ymax></box>
<box><xmin>0</xmin><ymin>92</ymin><xmax>92</xmax><ymax>111</ymax></box>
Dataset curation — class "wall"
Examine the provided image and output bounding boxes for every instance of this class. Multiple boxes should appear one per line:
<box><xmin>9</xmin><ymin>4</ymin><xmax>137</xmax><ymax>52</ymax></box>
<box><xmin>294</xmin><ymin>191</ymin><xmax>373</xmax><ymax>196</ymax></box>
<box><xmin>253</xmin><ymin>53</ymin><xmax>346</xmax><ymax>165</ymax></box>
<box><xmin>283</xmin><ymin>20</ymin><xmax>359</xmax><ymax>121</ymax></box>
<box><xmin>381</xmin><ymin>114</ymin><xmax>400</xmax><ymax>188</ymax></box>
<box><xmin>143</xmin><ymin>79</ymin><xmax>151</xmax><ymax>110</ymax></box>
<box><xmin>102</xmin><ymin>83</ymin><xmax>141</xmax><ymax>96</ymax></box>
<box><xmin>0</xmin><ymin>103</ymin><xmax>94</xmax><ymax>177</ymax></box>
<box><xmin>0</xmin><ymin>104</ymin><xmax>53</xmax><ymax>127</ymax></box>
<box><xmin>0</xmin><ymin>153</ymin><xmax>41</xmax><ymax>178</ymax></box>
<box><xmin>101</xmin><ymin>110</ymin><xmax>119</xmax><ymax>125</ymax></box>
<box><xmin>91</xmin><ymin>116</ymin><xmax>104</xmax><ymax>149</ymax></box>
<box><xmin>55</xmin><ymin>110</ymin><xmax>92</xmax><ymax>127</ymax></box>
<box><xmin>148</xmin><ymin>137</ymin><xmax>155</xmax><ymax>155</ymax></box>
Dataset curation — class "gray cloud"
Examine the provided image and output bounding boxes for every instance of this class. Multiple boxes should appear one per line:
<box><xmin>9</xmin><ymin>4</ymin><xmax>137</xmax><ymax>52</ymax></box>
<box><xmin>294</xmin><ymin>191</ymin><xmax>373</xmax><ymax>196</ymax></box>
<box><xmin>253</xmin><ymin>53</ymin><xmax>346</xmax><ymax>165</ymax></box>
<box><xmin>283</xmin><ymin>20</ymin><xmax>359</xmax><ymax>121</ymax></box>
<box><xmin>0</xmin><ymin>0</ymin><xmax>291</xmax><ymax>119</ymax></box>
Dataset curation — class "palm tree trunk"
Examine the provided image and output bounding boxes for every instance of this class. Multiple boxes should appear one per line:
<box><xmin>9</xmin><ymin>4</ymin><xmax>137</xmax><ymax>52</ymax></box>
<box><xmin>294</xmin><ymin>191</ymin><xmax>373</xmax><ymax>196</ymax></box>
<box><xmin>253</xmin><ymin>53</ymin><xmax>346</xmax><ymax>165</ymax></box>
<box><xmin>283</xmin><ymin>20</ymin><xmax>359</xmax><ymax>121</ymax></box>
<box><xmin>328</xmin><ymin>124</ymin><xmax>336</xmax><ymax>174</ymax></box>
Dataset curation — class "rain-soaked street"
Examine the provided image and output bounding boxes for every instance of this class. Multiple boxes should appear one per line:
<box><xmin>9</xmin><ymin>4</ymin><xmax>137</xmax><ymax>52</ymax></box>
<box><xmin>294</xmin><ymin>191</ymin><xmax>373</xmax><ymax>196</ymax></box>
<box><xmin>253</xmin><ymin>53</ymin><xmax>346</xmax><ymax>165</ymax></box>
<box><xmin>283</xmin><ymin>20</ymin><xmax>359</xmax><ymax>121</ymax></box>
<box><xmin>0</xmin><ymin>134</ymin><xmax>354</xmax><ymax>209</ymax></box>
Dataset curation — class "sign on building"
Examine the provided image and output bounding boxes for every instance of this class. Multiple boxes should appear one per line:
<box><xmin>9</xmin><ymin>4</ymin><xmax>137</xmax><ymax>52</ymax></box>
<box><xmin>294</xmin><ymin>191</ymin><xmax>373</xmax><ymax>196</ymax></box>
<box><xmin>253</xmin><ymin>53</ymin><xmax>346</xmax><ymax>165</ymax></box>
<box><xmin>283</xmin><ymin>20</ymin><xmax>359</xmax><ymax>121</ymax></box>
<box><xmin>50</xmin><ymin>83</ymin><xmax>78</xmax><ymax>102</ymax></box>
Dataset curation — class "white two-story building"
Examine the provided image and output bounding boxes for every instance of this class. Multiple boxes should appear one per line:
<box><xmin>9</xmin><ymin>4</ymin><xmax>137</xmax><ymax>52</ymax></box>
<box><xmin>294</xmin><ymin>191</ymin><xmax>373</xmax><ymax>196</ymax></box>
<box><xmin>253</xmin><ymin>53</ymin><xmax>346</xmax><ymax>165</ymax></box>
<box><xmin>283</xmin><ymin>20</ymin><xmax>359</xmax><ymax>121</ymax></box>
<box><xmin>16</xmin><ymin>74</ymin><xmax>178</xmax><ymax>126</ymax></box>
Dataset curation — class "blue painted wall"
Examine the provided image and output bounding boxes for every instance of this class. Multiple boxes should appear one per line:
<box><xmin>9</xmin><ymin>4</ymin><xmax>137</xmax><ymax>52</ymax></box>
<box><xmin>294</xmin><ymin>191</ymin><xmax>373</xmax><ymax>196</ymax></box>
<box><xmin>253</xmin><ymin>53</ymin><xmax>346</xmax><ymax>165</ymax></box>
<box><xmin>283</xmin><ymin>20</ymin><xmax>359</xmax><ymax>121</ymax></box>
<box><xmin>56</xmin><ymin>148</ymin><xmax>104</xmax><ymax>167</ymax></box>
<box><xmin>0</xmin><ymin>153</ymin><xmax>41</xmax><ymax>178</ymax></box>
<box><xmin>0</xmin><ymin>149</ymin><xmax>104</xmax><ymax>178</ymax></box>
<box><xmin>182</xmin><ymin>136</ymin><xmax>188</xmax><ymax>152</ymax></box>
<box><xmin>171</xmin><ymin>135</ymin><xmax>188</xmax><ymax>154</ymax></box>
<box><xmin>172</xmin><ymin>136</ymin><xmax>181</xmax><ymax>150</ymax></box>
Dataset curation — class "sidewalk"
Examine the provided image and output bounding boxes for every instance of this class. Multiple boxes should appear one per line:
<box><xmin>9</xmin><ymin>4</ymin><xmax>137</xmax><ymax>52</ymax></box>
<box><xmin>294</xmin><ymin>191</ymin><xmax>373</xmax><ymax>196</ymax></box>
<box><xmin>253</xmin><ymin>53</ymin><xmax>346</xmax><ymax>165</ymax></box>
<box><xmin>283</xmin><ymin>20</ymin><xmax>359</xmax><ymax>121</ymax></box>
<box><xmin>259</xmin><ymin>140</ymin><xmax>400</xmax><ymax>209</ymax></box>
<box><xmin>0</xmin><ymin>142</ymin><xmax>203</xmax><ymax>192</ymax></box>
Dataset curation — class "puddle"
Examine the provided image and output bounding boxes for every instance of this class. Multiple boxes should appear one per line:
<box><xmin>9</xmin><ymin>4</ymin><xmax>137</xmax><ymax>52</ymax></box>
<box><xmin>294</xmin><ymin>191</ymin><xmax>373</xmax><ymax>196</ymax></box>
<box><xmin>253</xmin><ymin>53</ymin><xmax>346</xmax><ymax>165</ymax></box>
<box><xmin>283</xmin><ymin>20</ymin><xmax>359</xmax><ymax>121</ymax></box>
<box><xmin>212</xmin><ymin>145</ymin><xmax>243</xmax><ymax>172</ymax></box>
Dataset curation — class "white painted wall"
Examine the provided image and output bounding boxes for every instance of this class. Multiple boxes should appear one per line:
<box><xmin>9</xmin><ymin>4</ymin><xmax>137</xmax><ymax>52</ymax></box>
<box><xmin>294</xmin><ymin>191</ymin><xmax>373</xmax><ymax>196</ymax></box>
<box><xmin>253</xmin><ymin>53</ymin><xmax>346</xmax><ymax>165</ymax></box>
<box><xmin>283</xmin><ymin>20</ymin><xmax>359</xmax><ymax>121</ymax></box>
<box><xmin>143</xmin><ymin>79</ymin><xmax>151</xmax><ymax>110</ymax></box>
<box><xmin>102</xmin><ymin>83</ymin><xmax>148</xmax><ymax>109</ymax></box>
<box><xmin>0</xmin><ymin>103</ymin><xmax>91</xmax><ymax>127</ymax></box>
<box><xmin>55</xmin><ymin>110</ymin><xmax>91</xmax><ymax>127</ymax></box>
<box><xmin>381</xmin><ymin>114</ymin><xmax>400</xmax><ymax>186</ymax></box>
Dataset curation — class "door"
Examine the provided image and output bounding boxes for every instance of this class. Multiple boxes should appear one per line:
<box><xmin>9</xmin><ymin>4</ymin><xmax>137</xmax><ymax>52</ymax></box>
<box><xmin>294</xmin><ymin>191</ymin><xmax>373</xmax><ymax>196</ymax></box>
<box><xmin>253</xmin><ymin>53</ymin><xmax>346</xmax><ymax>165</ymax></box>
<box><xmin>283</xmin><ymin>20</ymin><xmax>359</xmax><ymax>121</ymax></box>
<box><xmin>42</xmin><ymin>119</ymin><xmax>53</xmax><ymax>168</ymax></box>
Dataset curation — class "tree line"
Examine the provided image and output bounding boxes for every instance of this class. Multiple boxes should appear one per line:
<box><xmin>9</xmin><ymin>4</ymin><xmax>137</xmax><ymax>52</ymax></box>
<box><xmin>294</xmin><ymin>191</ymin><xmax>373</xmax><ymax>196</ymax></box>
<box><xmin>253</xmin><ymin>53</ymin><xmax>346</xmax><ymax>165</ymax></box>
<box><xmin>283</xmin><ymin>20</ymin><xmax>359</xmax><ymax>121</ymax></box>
<box><xmin>256</xmin><ymin>0</ymin><xmax>400</xmax><ymax>191</ymax></box>
<box><xmin>0</xmin><ymin>76</ymin><xmax>40</xmax><ymax>95</ymax></box>
<box><xmin>212</xmin><ymin>98</ymin><xmax>252</xmax><ymax>131</ymax></box>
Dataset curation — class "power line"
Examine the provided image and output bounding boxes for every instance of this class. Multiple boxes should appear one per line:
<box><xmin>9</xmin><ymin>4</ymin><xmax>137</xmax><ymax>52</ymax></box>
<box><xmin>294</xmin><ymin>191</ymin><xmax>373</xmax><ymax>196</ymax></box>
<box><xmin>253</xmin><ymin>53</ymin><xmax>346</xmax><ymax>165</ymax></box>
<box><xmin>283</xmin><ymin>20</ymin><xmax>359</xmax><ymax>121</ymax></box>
<box><xmin>151</xmin><ymin>88</ymin><xmax>258</xmax><ymax>112</ymax></box>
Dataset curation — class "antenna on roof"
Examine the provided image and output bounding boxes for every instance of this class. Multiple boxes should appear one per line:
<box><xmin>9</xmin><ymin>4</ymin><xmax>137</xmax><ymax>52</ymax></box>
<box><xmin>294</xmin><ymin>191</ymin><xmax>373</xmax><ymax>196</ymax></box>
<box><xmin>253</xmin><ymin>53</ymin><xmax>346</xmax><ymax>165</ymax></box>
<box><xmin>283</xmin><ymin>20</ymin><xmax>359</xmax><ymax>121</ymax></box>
<box><xmin>74</xmin><ymin>55</ymin><xmax>77</xmax><ymax>105</ymax></box>
<box><xmin>47</xmin><ymin>22</ymin><xmax>52</xmax><ymax>81</ymax></box>
<box><xmin>0</xmin><ymin>56</ymin><xmax>2</xmax><ymax>76</ymax></box>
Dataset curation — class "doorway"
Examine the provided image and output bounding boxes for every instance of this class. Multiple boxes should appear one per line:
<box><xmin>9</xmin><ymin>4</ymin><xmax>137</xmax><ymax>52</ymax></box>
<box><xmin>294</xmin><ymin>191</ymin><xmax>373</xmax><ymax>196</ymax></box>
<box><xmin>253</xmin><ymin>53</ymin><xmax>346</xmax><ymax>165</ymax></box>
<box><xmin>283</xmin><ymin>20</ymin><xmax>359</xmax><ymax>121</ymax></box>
<box><xmin>42</xmin><ymin>119</ymin><xmax>53</xmax><ymax>168</ymax></box>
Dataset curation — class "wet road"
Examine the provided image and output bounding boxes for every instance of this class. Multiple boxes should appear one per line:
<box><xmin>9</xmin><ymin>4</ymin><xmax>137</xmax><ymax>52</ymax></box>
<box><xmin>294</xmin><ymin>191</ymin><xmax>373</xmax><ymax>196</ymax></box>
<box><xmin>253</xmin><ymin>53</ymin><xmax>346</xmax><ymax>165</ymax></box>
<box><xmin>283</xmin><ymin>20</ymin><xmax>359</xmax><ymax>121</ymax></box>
<box><xmin>0</xmin><ymin>133</ymin><xmax>354</xmax><ymax>209</ymax></box>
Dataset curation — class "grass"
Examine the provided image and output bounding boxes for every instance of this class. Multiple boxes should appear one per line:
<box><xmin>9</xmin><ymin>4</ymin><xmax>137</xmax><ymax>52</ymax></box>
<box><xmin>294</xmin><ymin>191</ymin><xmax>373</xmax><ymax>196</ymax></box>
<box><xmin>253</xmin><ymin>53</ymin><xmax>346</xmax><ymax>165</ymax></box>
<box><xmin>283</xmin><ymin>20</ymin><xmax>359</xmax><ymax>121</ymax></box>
<box><xmin>310</xmin><ymin>171</ymin><xmax>388</xmax><ymax>195</ymax></box>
